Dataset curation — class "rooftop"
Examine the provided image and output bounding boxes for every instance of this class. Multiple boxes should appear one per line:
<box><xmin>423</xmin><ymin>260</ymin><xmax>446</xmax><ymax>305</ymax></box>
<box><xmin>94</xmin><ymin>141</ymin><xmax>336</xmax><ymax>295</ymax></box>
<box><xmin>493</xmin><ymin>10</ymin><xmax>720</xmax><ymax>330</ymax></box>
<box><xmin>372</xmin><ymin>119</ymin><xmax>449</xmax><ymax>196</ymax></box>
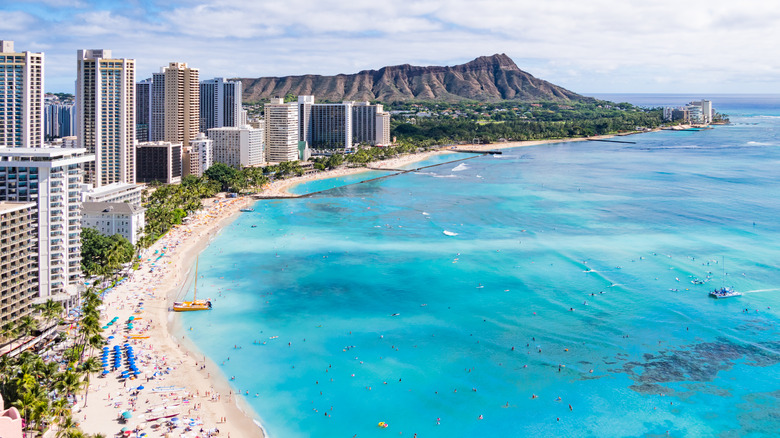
<box><xmin>0</xmin><ymin>201</ymin><xmax>36</xmax><ymax>214</ymax></box>
<box><xmin>81</xmin><ymin>202</ymin><xmax>145</xmax><ymax>215</ymax></box>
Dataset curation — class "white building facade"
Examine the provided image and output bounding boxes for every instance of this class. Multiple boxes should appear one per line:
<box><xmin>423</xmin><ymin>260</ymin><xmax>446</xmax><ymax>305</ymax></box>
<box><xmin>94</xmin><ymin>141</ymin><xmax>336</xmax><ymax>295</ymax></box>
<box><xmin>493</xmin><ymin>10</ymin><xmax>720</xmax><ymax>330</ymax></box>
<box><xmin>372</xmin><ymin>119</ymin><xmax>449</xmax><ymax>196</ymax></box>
<box><xmin>208</xmin><ymin>125</ymin><xmax>264</xmax><ymax>168</ymax></box>
<box><xmin>189</xmin><ymin>133</ymin><xmax>213</xmax><ymax>177</ymax></box>
<box><xmin>81</xmin><ymin>202</ymin><xmax>145</xmax><ymax>245</ymax></box>
<box><xmin>200</xmin><ymin>77</ymin><xmax>242</xmax><ymax>132</ymax></box>
<box><xmin>80</xmin><ymin>182</ymin><xmax>143</xmax><ymax>207</ymax></box>
<box><xmin>264</xmin><ymin>98</ymin><xmax>299</xmax><ymax>163</ymax></box>
<box><xmin>0</xmin><ymin>147</ymin><xmax>94</xmax><ymax>305</ymax></box>
<box><xmin>0</xmin><ymin>41</ymin><xmax>44</xmax><ymax>148</ymax></box>
<box><xmin>76</xmin><ymin>49</ymin><xmax>136</xmax><ymax>187</ymax></box>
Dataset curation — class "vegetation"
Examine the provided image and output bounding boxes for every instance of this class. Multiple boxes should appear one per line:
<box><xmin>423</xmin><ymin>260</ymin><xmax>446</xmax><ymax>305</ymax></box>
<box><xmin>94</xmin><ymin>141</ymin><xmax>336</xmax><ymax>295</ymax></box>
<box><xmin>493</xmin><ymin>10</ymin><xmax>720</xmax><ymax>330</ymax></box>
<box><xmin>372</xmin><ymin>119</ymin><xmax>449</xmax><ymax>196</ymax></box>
<box><xmin>139</xmin><ymin>175</ymin><xmax>219</xmax><ymax>247</ymax></box>
<box><xmin>80</xmin><ymin>228</ymin><xmax>134</xmax><ymax>277</ymax></box>
<box><xmin>0</xmin><ymin>287</ymin><xmax>105</xmax><ymax>438</ymax></box>
<box><xmin>387</xmin><ymin>100</ymin><xmax>665</xmax><ymax>146</ymax></box>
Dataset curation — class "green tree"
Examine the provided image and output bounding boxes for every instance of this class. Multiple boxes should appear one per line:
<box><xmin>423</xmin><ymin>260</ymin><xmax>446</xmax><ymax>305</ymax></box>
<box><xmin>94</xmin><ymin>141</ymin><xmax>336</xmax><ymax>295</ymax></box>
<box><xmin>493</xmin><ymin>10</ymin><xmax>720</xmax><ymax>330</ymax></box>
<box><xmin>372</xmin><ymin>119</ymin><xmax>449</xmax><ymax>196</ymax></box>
<box><xmin>204</xmin><ymin>162</ymin><xmax>239</xmax><ymax>191</ymax></box>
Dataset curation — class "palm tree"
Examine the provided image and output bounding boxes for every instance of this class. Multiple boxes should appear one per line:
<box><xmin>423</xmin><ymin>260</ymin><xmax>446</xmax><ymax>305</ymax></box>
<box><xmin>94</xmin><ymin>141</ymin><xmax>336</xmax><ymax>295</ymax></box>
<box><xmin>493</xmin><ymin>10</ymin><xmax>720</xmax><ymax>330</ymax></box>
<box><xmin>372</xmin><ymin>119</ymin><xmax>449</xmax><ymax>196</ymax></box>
<box><xmin>51</xmin><ymin>397</ymin><xmax>71</xmax><ymax>424</ymax></box>
<box><xmin>36</xmin><ymin>299</ymin><xmax>63</xmax><ymax>329</ymax></box>
<box><xmin>17</xmin><ymin>315</ymin><xmax>38</xmax><ymax>340</ymax></box>
<box><xmin>55</xmin><ymin>414</ymin><xmax>79</xmax><ymax>438</ymax></box>
<box><xmin>78</xmin><ymin>357</ymin><xmax>102</xmax><ymax>407</ymax></box>
<box><xmin>1</xmin><ymin>321</ymin><xmax>19</xmax><ymax>352</ymax></box>
<box><xmin>55</xmin><ymin>371</ymin><xmax>85</xmax><ymax>401</ymax></box>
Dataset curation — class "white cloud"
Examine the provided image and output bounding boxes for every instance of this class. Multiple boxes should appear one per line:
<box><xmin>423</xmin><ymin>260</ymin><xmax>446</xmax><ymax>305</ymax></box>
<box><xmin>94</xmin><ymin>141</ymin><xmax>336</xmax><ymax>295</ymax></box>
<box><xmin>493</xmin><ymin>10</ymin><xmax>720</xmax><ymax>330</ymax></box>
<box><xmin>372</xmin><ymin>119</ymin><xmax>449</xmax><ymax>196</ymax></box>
<box><xmin>9</xmin><ymin>0</ymin><xmax>780</xmax><ymax>93</ymax></box>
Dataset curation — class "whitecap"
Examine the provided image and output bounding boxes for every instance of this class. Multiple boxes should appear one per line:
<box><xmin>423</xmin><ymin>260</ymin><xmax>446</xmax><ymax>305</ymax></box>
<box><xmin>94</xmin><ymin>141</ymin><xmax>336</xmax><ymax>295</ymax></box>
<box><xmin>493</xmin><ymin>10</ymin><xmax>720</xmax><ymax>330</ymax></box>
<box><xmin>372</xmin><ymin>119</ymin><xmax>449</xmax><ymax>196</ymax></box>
<box><xmin>746</xmin><ymin>141</ymin><xmax>773</xmax><ymax>146</ymax></box>
<box><xmin>422</xmin><ymin>212</ymin><xmax>430</xmax><ymax>216</ymax></box>
<box><xmin>443</xmin><ymin>230</ymin><xmax>458</xmax><ymax>236</ymax></box>
<box><xmin>452</xmin><ymin>163</ymin><xmax>469</xmax><ymax>172</ymax></box>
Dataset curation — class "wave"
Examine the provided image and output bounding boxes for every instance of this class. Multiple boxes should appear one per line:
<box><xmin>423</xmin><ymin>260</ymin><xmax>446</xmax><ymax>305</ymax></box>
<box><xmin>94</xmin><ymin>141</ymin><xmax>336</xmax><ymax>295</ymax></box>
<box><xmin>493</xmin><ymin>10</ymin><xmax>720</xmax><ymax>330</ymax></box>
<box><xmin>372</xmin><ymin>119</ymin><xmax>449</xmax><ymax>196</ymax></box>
<box><xmin>753</xmin><ymin>115</ymin><xmax>780</xmax><ymax>119</ymax></box>
<box><xmin>746</xmin><ymin>141</ymin><xmax>774</xmax><ymax>146</ymax></box>
<box><xmin>422</xmin><ymin>212</ymin><xmax>430</xmax><ymax>216</ymax></box>
<box><xmin>452</xmin><ymin>163</ymin><xmax>469</xmax><ymax>172</ymax></box>
<box><xmin>443</xmin><ymin>230</ymin><xmax>458</xmax><ymax>236</ymax></box>
<box><xmin>432</xmin><ymin>174</ymin><xmax>457</xmax><ymax>178</ymax></box>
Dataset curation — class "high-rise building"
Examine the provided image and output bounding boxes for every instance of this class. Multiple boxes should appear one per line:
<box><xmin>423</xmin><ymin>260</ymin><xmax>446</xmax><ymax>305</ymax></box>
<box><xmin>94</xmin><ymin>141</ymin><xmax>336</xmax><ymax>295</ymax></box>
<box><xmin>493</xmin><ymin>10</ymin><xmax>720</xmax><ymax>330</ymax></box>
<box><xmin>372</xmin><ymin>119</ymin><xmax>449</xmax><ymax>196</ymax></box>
<box><xmin>0</xmin><ymin>201</ymin><xmax>38</xmax><ymax>327</ymax></box>
<box><xmin>189</xmin><ymin>133</ymin><xmax>213</xmax><ymax>177</ymax></box>
<box><xmin>264</xmin><ymin>98</ymin><xmax>299</xmax><ymax>163</ymax></box>
<box><xmin>208</xmin><ymin>125</ymin><xmax>264</xmax><ymax>168</ymax></box>
<box><xmin>150</xmin><ymin>73</ymin><xmax>165</xmax><ymax>141</ymax></box>
<box><xmin>297</xmin><ymin>95</ymin><xmax>315</xmax><ymax>147</ymax></box>
<box><xmin>311</xmin><ymin>102</ymin><xmax>353</xmax><ymax>150</ymax></box>
<box><xmin>200</xmin><ymin>77</ymin><xmax>242</xmax><ymax>132</ymax></box>
<box><xmin>162</xmin><ymin>63</ymin><xmax>199</xmax><ymax>147</ymax></box>
<box><xmin>351</xmin><ymin>101</ymin><xmax>391</xmax><ymax>146</ymax></box>
<box><xmin>76</xmin><ymin>49</ymin><xmax>136</xmax><ymax>188</ymax></box>
<box><xmin>44</xmin><ymin>103</ymin><xmax>76</xmax><ymax>139</ymax></box>
<box><xmin>0</xmin><ymin>147</ymin><xmax>94</xmax><ymax>306</ymax></box>
<box><xmin>351</xmin><ymin>101</ymin><xmax>378</xmax><ymax>146</ymax></box>
<box><xmin>0</xmin><ymin>41</ymin><xmax>44</xmax><ymax>148</ymax></box>
<box><xmin>135</xmin><ymin>79</ymin><xmax>151</xmax><ymax>141</ymax></box>
<box><xmin>375</xmin><ymin>111</ymin><xmax>391</xmax><ymax>146</ymax></box>
<box><xmin>689</xmin><ymin>100</ymin><xmax>713</xmax><ymax>124</ymax></box>
<box><xmin>136</xmin><ymin>141</ymin><xmax>182</xmax><ymax>184</ymax></box>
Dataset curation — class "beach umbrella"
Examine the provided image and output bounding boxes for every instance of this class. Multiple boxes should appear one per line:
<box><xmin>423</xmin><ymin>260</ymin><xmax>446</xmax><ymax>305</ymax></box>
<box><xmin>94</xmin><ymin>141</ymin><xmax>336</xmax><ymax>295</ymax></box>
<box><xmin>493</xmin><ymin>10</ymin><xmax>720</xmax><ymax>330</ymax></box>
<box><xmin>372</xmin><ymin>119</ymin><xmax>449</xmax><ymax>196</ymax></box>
<box><xmin>122</xmin><ymin>411</ymin><xmax>132</xmax><ymax>419</ymax></box>
<box><xmin>102</xmin><ymin>370</ymin><xmax>109</xmax><ymax>375</ymax></box>
<box><xmin>137</xmin><ymin>385</ymin><xmax>145</xmax><ymax>390</ymax></box>
<box><xmin>108</xmin><ymin>336</ymin><xmax>115</xmax><ymax>339</ymax></box>
<box><xmin>121</xmin><ymin>427</ymin><xmax>129</xmax><ymax>432</ymax></box>
<box><xmin>102</xmin><ymin>326</ymin><xmax>109</xmax><ymax>329</ymax></box>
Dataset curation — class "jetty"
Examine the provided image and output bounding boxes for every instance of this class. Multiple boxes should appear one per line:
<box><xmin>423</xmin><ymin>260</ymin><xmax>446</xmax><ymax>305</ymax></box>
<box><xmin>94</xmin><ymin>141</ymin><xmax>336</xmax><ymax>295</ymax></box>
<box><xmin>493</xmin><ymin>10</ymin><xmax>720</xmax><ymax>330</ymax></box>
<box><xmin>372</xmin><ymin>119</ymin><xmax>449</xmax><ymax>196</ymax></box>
<box><xmin>255</xmin><ymin>155</ymin><xmax>486</xmax><ymax>199</ymax></box>
<box><xmin>586</xmin><ymin>138</ymin><xmax>636</xmax><ymax>144</ymax></box>
<box><xmin>451</xmin><ymin>149</ymin><xmax>503</xmax><ymax>154</ymax></box>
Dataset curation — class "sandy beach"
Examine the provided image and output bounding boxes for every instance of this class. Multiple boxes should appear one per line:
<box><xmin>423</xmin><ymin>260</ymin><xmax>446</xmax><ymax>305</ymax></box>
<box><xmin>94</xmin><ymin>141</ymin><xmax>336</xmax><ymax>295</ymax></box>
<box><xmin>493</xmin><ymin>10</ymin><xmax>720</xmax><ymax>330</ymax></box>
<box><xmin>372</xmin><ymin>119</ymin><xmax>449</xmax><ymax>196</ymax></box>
<box><xmin>76</xmin><ymin>130</ymin><xmax>651</xmax><ymax>437</ymax></box>
<box><xmin>79</xmin><ymin>195</ymin><xmax>264</xmax><ymax>438</ymax></box>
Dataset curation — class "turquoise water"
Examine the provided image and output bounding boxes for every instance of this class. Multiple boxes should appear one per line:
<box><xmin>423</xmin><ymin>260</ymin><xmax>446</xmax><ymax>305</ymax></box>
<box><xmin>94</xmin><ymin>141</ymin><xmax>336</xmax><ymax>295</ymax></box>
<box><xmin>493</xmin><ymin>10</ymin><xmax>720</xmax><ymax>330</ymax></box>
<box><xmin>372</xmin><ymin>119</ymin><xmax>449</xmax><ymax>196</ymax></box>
<box><xmin>182</xmin><ymin>96</ymin><xmax>780</xmax><ymax>437</ymax></box>
<box><xmin>289</xmin><ymin>170</ymin><xmax>396</xmax><ymax>195</ymax></box>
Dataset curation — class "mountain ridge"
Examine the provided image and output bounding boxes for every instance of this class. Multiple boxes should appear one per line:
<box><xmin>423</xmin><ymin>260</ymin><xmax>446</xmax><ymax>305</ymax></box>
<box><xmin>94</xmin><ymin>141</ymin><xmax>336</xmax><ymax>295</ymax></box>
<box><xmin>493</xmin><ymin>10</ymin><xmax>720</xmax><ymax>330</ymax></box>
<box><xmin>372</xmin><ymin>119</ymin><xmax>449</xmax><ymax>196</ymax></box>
<box><xmin>239</xmin><ymin>54</ymin><xmax>592</xmax><ymax>103</ymax></box>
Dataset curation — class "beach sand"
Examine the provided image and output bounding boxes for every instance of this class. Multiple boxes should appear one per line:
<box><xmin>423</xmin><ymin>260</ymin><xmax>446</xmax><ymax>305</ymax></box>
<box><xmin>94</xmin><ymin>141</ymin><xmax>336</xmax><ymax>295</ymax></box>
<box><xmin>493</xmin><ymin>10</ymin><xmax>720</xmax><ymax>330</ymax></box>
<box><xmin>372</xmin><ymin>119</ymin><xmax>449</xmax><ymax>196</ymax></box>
<box><xmin>78</xmin><ymin>196</ymin><xmax>264</xmax><ymax>438</ymax></box>
<box><xmin>77</xmin><ymin>130</ymin><xmax>650</xmax><ymax>437</ymax></box>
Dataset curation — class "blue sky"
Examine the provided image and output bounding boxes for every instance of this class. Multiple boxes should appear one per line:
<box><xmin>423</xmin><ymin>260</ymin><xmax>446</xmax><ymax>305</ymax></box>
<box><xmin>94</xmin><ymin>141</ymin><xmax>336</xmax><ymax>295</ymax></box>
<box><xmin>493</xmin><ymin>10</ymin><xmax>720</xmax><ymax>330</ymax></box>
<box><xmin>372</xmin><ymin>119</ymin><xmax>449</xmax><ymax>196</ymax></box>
<box><xmin>3</xmin><ymin>0</ymin><xmax>779</xmax><ymax>95</ymax></box>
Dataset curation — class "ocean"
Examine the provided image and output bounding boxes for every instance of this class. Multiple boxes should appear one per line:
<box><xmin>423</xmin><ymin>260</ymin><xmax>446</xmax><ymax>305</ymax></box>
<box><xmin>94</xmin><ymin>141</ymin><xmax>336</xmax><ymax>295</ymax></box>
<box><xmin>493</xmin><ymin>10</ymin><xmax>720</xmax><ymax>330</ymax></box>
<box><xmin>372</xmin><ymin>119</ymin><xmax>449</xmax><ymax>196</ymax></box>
<box><xmin>180</xmin><ymin>94</ymin><xmax>780</xmax><ymax>437</ymax></box>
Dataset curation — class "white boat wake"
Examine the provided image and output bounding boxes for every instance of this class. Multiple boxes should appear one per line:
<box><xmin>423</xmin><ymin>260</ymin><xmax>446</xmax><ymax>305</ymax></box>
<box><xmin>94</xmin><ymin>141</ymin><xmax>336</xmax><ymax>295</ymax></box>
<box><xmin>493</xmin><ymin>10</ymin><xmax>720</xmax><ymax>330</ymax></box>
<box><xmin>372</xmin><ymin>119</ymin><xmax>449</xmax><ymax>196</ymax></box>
<box><xmin>443</xmin><ymin>230</ymin><xmax>458</xmax><ymax>236</ymax></box>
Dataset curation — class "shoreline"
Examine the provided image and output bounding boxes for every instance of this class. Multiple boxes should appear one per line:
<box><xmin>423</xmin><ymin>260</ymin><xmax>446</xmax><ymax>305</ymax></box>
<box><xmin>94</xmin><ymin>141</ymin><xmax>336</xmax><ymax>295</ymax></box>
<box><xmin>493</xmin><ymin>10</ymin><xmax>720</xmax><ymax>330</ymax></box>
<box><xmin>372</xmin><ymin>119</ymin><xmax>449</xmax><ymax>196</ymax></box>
<box><xmin>78</xmin><ymin>128</ymin><xmax>658</xmax><ymax>437</ymax></box>
<box><xmin>263</xmin><ymin>131</ymin><xmax>656</xmax><ymax>197</ymax></box>
<box><xmin>79</xmin><ymin>195</ymin><xmax>265</xmax><ymax>438</ymax></box>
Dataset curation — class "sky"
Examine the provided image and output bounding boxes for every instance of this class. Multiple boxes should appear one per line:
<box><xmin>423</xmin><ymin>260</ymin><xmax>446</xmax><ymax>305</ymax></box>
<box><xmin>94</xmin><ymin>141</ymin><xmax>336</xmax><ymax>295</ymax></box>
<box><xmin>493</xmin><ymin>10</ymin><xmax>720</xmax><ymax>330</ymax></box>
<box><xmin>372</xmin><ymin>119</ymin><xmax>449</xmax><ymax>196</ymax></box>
<box><xmin>3</xmin><ymin>0</ymin><xmax>780</xmax><ymax>95</ymax></box>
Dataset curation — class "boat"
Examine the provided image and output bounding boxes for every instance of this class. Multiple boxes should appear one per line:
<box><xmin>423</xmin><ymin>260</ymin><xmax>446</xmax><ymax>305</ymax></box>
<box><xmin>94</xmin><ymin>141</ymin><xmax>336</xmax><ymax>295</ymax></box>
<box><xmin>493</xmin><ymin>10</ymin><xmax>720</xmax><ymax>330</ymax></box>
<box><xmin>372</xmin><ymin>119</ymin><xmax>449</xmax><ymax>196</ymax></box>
<box><xmin>240</xmin><ymin>208</ymin><xmax>254</xmax><ymax>212</ymax></box>
<box><xmin>173</xmin><ymin>258</ymin><xmax>212</xmax><ymax>312</ymax></box>
<box><xmin>708</xmin><ymin>257</ymin><xmax>741</xmax><ymax>299</ymax></box>
<box><xmin>709</xmin><ymin>286</ymin><xmax>742</xmax><ymax>299</ymax></box>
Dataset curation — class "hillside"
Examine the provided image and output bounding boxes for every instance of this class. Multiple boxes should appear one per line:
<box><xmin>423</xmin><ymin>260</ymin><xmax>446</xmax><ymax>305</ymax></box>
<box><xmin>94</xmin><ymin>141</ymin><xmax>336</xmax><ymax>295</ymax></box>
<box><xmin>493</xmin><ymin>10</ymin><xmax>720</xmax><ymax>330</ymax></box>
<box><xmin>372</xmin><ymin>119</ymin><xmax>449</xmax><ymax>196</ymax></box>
<box><xmin>239</xmin><ymin>54</ymin><xmax>592</xmax><ymax>103</ymax></box>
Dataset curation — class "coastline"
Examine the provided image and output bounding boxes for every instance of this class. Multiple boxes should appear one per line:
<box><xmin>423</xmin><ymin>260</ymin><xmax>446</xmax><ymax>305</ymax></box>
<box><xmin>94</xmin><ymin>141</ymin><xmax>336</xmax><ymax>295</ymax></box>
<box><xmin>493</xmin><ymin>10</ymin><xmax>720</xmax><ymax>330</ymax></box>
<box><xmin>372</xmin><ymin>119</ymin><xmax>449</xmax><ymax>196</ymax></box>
<box><xmin>78</xmin><ymin>129</ymin><xmax>656</xmax><ymax>437</ymax></box>
<box><xmin>79</xmin><ymin>196</ymin><xmax>265</xmax><ymax>438</ymax></box>
<box><xmin>263</xmin><ymin>131</ymin><xmax>655</xmax><ymax>197</ymax></box>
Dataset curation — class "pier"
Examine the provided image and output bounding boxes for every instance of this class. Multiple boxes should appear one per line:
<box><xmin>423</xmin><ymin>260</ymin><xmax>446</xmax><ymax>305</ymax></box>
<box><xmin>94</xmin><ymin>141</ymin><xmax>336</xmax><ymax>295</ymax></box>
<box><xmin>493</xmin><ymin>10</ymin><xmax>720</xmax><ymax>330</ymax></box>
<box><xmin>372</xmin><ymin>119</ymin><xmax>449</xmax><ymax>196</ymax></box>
<box><xmin>253</xmin><ymin>155</ymin><xmax>485</xmax><ymax>200</ymax></box>
<box><xmin>451</xmin><ymin>149</ymin><xmax>503</xmax><ymax>154</ymax></box>
<box><xmin>586</xmin><ymin>138</ymin><xmax>636</xmax><ymax>144</ymax></box>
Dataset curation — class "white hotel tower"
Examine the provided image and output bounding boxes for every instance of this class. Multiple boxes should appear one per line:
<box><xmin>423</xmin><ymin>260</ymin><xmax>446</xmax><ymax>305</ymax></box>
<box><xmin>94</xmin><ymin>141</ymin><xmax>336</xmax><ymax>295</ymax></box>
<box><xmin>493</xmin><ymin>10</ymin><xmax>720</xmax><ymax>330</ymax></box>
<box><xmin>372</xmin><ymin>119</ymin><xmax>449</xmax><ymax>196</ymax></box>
<box><xmin>0</xmin><ymin>41</ymin><xmax>44</xmax><ymax>148</ymax></box>
<box><xmin>76</xmin><ymin>49</ymin><xmax>136</xmax><ymax>188</ymax></box>
<box><xmin>0</xmin><ymin>148</ymin><xmax>94</xmax><ymax>306</ymax></box>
